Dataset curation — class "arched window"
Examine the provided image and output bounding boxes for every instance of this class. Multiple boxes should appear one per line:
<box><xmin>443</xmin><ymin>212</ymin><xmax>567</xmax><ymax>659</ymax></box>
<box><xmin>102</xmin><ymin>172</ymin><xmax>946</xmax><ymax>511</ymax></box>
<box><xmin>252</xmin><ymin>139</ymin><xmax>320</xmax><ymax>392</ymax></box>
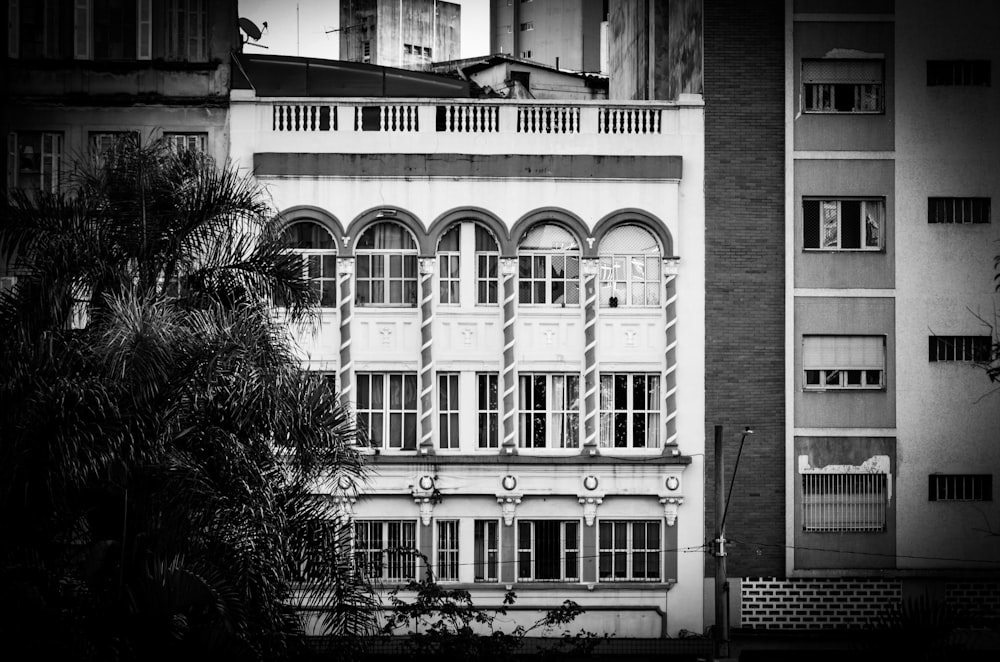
<box><xmin>356</xmin><ymin>222</ymin><xmax>418</xmax><ymax>306</ymax></box>
<box><xmin>475</xmin><ymin>225</ymin><xmax>500</xmax><ymax>305</ymax></box>
<box><xmin>438</xmin><ymin>225</ymin><xmax>461</xmax><ymax>304</ymax></box>
<box><xmin>518</xmin><ymin>224</ymin><xmax>580</xmax><ymax>306</ymax></box>
<box><xmin>435</xmin><ymin>222</ymin><xmax>500</xmax><ymax>306</ymax></box>
<box><xmin>598</xmin><ymin>225</ymin><xmax>662</xmax><ymax>307</ymax></box>
<box><xmin>279</xmin><ymin>221</ymin><xmax>337</xmax><ymax>307</ymax></box>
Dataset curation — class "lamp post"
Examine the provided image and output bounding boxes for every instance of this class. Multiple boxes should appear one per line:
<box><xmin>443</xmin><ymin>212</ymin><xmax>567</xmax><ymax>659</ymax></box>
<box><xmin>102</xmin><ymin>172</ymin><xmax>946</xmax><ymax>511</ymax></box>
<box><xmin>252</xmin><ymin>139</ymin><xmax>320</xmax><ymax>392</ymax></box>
<box><xmin>713</xmin><ymin>424</ymin><xmax>754</xmax><ymax>661</ymax></box>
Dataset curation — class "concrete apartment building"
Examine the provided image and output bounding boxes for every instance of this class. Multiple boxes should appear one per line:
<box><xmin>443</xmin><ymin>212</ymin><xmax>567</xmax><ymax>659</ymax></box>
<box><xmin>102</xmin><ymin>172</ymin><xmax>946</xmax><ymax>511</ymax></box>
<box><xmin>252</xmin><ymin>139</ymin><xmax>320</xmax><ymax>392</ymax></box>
<box><xmin>490</xmin><ymin>0</ymin><xmax>604</xmax><ymax>72</ymax></box>
<box><xmin>2</xmin><ymin>0</ymin><xmax>237</xmax><ymax>193</ymax></box>
<box><xmin>339</xmin><ymin>0</ymin><xmax>461</xmax><ymax>70</ymax></box>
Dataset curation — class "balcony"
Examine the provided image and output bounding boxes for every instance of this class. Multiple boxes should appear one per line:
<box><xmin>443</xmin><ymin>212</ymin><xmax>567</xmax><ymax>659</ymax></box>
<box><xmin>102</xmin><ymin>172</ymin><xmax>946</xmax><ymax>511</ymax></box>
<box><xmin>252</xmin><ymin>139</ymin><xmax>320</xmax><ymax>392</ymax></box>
<box><xmin>230</xmin><ymin>93</ymin><xmax>703</xmax><ymax>161</ymax></box>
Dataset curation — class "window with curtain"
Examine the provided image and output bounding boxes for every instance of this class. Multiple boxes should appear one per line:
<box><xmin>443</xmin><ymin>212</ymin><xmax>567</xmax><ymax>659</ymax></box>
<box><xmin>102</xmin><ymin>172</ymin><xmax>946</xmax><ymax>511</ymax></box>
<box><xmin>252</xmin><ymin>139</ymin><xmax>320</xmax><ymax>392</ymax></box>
<box><xmin>279</xmin><ymin>221</ymin><xmax>337</xmax><ymax>308</ymax></box>
<box><xmin>599</xmin><ymin>374</ymin><xmax>660</xmax><ymax>448</ymax></box>
<box><xmin>518</xmin><ymin>373</ymin><xmax>580</xmax><ymax>449</ymax></box>
<box><xmin>518</xmin><ymin>224</ymin><xmax>580</xmax><ymax>306</ymax></box>
<box><xmin>7</xmin><ymin>131</ymin><xmax>62</xmax><ymax>193</ymax></box>
<box><xmin>803</xmin><ymin>199</ymin><xmax>884</xmax><ymax>251</ymax></box>
<box><xmin>356</xmin><ymin>222</ymin><xmax>418</xmax><ymax>306</ymax></box>
<box><xmin>803</xmin><ymin>335</ymin><xmax>885</xmax><ymax>390</ymax></box>
<box><xmin>802</xmin><ymin>59</ymin><xmax>884</xmax><ymax>113</ymax></box>
<box><xmin>598</xmin><ymin>225</ymin><xmax>662</xmax><ymax>307</ymax></box>
<box><xmin>356</xmin><ymin>373</ymin><xmax>417</xmax><ymax>449</ymax></box>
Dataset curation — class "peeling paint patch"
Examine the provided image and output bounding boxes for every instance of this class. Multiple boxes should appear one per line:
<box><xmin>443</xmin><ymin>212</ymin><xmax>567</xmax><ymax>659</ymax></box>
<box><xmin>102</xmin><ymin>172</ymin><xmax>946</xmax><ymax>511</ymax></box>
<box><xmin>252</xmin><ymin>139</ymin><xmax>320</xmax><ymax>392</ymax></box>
<box><xmin>823</xmin><ymin>48</ymin><xmax>885</xmax><ymax>60</ymax></box>
<box><xmin>797</xmin><ymin>454</ymin><xmax>890</xmax><ymax>474</ymax></box>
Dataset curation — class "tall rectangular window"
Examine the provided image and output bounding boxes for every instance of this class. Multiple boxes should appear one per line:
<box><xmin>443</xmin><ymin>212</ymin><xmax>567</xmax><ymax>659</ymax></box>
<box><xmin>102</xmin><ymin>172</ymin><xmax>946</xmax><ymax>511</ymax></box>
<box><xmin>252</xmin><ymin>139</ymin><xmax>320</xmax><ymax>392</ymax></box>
<box><xmin>803</xmin><ymin>59</ymin><xmax>884</xmax><ymax>113</ymax></box>
<box><xmin>517</xmin><ymin>520</ymin><xmax>579</xmax><ymax>581</ymax></box>
<box><xmin>438</xmin><ymin>373</ymin><xmax>460</xmax><ymax>449</ymax></box>
<box><xmin>928</xmin><ymin>475</ymin><xmax>993</xmax><ymax>501</ymax></box>
<box><xmin>356</xmin><ymin>373</ymin><xmax>417</xmax><ymax>450</ymax></box>
<box><xmin>927</xmin><ymin>60</ymin><xmax>991</xmax><ymax>86</ymax></box>
<box><xmin>476</xmin><ymin>226</ymin><xmax>500</xmax><ymax>305</ymax></box>
<box><xmin>803</xmin><ymin>335</ymin><xmax>886</xmax><ymax>391</ymax></box>
<box><xmin>802</xmin><ymin>473</ymin><xmax>887</xmax><ymax>532</ymax></box>
<box><xmin>518</xmin><ymin>373</ymin><xmax>580</xmax><ymax>449</ymax></box>
<box><xmin>477</xmin><ymin>373</ymin><xmax>500</xmax><ymax>448</ymax></box>
<box><xmin>436</xmin><ymin>520</ymin><xmax>459</xmax><ymax>581</ymax></box>
<box><xmin>9</xmin><ymin>0</ymin><xmax>64</xmax><ymax>59</ymax></box>
<box><xmin>474</xmin><ymin>520</ymin><xmax>499</xmax><ymax>582</ymax></box>
<box><xmin>803</xmin><ymin>199</ymin><xmax>884</xmax><ymax>251</ymax></box>
<box><xmin>438</xmin><ymin>225</ymin><xmax>460</xmax><ymax>304</ymax></box>
<box><xmin>599</xmin><ymin>374</ymin><xmax>660</xmax><ymax>448</ymax></box>
<box><xmin>354</xmin><ymin>520</ymin><xmax>417</xmax><ymax>580</ymax></box>
<box><xmin>93</xmin><ymin>0</ymin><xmax>137</xmax><ymax>60</ymax></box>
<box><xmin>7</xmin><ymin>131</ymin><xmax>62</xmax><ymax>193</ymax></box>
<box><xmin>166</xmin><ymin>0</ymin><xmax>208</xmax><ymax>62</ymax></box>
<box><xmin>928</xmin><ymin>335</ymin><xmax>991</xmax><ymax>362</ymax></box>
<box><xmin>598</xmin><ymin>520</ymin><xmax>661</xmax><ymax>581</ymax></box>
<box><xmin>89</xmin><ymin>131</ymin><xmax>138</xmax><ymax>158</ymax></box>
<box><xmin>928</xmin><ymin>197</ymin><xmax>991</xmax><ymax>224</ymax></box>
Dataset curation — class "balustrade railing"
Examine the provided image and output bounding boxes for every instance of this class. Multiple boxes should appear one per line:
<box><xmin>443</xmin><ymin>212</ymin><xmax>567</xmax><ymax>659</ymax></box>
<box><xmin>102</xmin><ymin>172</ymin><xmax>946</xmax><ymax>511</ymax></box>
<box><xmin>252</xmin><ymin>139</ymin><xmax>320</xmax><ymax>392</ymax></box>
<box><xmin>273</xmin><ymin>104</ymin><xmax>336</xmax><ymax>131</ymax></box>
<box><xmin>436</xmin><ymin>104</ymin><xmax>500</xmax><ymax>133</ymax></box>
<box><xmin>598</xmin><ymin>107</ymin><xmax>662</xmax><ymax>134</ymax></box>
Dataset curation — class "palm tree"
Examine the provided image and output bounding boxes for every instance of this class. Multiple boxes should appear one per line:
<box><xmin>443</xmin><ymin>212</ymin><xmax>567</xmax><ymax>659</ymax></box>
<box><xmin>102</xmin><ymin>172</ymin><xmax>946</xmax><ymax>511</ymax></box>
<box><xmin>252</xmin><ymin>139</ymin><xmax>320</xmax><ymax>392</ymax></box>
<box><xmin>0</xmin><ymin>137</ymin><xmax>376</xmax><ymax>661</ymax></box>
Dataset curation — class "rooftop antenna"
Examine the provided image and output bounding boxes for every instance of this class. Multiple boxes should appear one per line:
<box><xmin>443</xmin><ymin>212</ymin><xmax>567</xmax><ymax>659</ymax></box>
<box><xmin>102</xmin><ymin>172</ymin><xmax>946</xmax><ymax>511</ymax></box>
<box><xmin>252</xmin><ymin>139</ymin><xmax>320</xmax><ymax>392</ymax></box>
<box><xmin>238</xmin><ymin>17</ymin><xmax>269</xmax><ymax>49</ymax></box>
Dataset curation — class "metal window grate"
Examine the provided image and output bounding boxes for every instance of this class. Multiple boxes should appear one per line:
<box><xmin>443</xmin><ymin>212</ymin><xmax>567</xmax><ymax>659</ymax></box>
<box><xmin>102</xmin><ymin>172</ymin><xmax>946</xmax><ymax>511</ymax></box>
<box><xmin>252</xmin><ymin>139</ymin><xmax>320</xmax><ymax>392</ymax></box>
<box><xmin>802</xmin><ymin>473</ymin><xmax>887</xmax><ymax>532</ymax></box>
<box><xmin>927</xmin><ymin>60</ymin><xmax>991</xmax><ymax>86</ymax></box>
<box><xmin>928</xmin><ymin>335</ymin><xmax>991</xmax><ymax>362</ymax></box>
<box><xmin>929</xmin><ymin>474</ymin><xmax>993</xmax><ymax>501</ymax></box>
<box><xmin>928</xmin><ymin>197</ymin><xmax>991</xmax><ymax>224</ymax></box>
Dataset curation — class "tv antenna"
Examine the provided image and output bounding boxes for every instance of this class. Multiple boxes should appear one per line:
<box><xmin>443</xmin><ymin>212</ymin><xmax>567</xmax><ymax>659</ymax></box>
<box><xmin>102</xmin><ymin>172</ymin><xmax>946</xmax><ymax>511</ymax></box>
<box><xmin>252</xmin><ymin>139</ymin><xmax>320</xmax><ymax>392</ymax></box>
<box><xmin>239</xmin><ymin>17</ymin><xmax>269</xmax><ymax>48</ymax></box>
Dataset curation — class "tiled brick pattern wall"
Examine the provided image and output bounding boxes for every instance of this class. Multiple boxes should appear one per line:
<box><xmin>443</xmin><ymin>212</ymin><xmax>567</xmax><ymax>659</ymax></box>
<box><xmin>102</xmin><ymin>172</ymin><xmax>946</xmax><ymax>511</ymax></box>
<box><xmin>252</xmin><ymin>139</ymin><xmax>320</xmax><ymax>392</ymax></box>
<box><xmin>703</xmin><ymin>0</ymin><xmax>786</xmax><ymax>577</ymax></box>
<box><xmin>741</xmin><ymin>578</ymin><xmax>902</xmax><ymax>630</ymax></box>
<box><xmin>946</xmin><ymin>581</ymin><xmax>1000</xmax><ymax>624</ymax></box>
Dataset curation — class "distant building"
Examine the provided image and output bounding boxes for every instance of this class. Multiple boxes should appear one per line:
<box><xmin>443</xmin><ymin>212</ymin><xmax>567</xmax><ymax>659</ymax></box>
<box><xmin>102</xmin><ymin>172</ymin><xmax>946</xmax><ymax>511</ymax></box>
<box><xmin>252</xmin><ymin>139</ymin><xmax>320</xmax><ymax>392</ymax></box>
<box><xmin>431</xmin><ymin>53</ymin><xmax>608</xmax><ymax>100</ymax></box>
<box><xmin>490</xmin><ymin>0</ymin><xmax>604</xmax><ymax>73</ymax></box>
<box><xmin>339</xmin><ymin>0</ymin><xmax>461</xmax><ymax>70</ymax></box>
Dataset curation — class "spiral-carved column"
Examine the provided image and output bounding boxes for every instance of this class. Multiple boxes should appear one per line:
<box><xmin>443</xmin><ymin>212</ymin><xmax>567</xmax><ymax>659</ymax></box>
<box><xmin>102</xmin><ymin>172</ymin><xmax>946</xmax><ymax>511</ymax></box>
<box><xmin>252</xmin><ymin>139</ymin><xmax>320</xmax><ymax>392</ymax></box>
<box><xmin>581</xmin><ymin>258</ymin><xmax>600</xmax><ymax>454</ymax></box>
<box><xmin>337</xmin><ymin>258</ymin><xmax>355</xmax><ymax>411</ymax></box>
<box><xmin>418</xmin><ymin>257</ymin><xmax>436</xmax><ymax>455</ymax></box>
<box><xmin>500</xmin><ymin>258</ymin><xmax>518</xmax><ymax>454</ymax></box>
<box><xmin>662</xmin><ymin>258</ymin><xmax>680</xmax><ymax>451</ymax></box>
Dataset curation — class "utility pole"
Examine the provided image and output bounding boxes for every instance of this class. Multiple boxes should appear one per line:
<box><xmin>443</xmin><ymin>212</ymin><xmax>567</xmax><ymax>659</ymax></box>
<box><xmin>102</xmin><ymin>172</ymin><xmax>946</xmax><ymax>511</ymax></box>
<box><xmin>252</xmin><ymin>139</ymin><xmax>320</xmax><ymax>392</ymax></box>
<box><xmin>713</xmin><ymin>424</ymin><xmax>729</xmax><ymax>659</ymax></box>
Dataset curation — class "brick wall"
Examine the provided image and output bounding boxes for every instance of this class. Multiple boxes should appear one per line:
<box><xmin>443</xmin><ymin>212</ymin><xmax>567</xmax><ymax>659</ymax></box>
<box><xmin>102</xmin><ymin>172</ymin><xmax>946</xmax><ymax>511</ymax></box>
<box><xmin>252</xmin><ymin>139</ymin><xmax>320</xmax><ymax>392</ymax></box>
<box><xmin>741</xmin><ymin>578</ymin><xmax>902</xmax><ymax>630</ymax></box>
<box><xmin>703</xmin><ymin>0</ymin><xmax>787</xmax><ymax>578</ymax></box>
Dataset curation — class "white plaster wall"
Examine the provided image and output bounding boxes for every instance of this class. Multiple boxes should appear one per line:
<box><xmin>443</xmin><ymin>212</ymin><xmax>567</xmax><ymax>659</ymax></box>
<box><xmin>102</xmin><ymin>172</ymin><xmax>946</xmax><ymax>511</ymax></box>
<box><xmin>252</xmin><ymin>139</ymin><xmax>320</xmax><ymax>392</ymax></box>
<box><xmin>893</xmin><ymin>1</ymin><xmax>1000</xmax><ymax>569</ymax></box>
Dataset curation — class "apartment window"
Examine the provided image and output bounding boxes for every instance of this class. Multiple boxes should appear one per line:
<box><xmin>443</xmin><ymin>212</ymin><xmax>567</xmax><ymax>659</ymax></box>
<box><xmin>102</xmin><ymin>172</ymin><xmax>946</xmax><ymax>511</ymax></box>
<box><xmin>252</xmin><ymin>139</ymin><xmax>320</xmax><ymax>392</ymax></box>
<box><xmin>803</xmin><ymin>199</ymin><xmax>883</xmax><ymax>251</ymax></box>
<box><xmin>356</xmin><ymin>373</ymin><xmax>417</xmax><ymax>450</ymax></box>
<box><xmin>520</xmin><ymin>22</ymin><xmax>534</xmax><ymax>31</ymax></box>
<box><xmin>476</xmin><ymin>226</ymin><xmax>500</xmax><ymax>305</ymax></box>
<box><xmin>599</xmin><ymin>374</ymin><xmax>660</xmax><ymax>449</ymax></box>
<box><xmin>518</xmin><ymin>224</ymin><xmax>580</xmax><ymax>306</ymax></box>
<box><xmin>928</xmin><ymin>474</ymin><xmax>993</xmax><ymax>501</ymax></box>
<box><xmin>356</xmin><ymin>222</ymin><xmax>418</xmax><ymax>306</ymax></box>
<box><xmin>802</xmin><ymin>473</ymin><xmax>887</xmax><ymax>532</ymax></box>
<box><xmin>928</xmin><ymin>335</ymin><xmax>991</xmax><ymax>362</ymax></box>
<box><xmin>164</xmin><ymin>132</ymin><xmax>207</xmax><ymax>154</ymax></box>
<box><xmin>89</xmin><ymin>131</ymin><xmax>138</xmax><ymax>158</ymax></box>
<box><xmin>278</xmin><ymin>221</ymin><xmax>337</xmax><ymax>308</ymax></box>
<box><xmin>477</xmin><ymin>373</ymin><xmax>500</xmax><ymax>449</ymax></box>
<box><xmin>517</xmin><ymin>520</ymin><xmax>579</xmax><ymax>581</ymax></box>
<box><xmin>518</xmin><ymin>374</ymin><xmax>580</xmax><ymax>449</ymax></box>
<box><xmin>86</xmin><ymin>0</ymin><xmax>149</xmax><ymax>60</ymax></box>
<box><xmin>8</xmin><ymin>0</ymin><xmax>64</xmax><ymax>59</ymax></box>
<box><xmin>598</xmin><ymin>225</ymin><xmax>662</xmax><ymax>307</ymax></box>
<box><xmin>403</xmin><ymin>43</ymin><xmax>413</xmax><ymax>55</ymax></box>
<box><xmin>474</xmin><ymin>520</ymin><xmax>499</xmax><ymax>582</ymax></box>
<box><xmin>7</xmin><ymin>131</ymin><xmax>62</xmax><ymax>193</ymax></box>
<box><xmin>354</xmin><ymin>520</ymin><xmax>417</xmax><ymax>580</ymax></box>
<box><xmin>438</xmin><ymin>373</ymin><xmax>460</xmax><ymax>449</ymax></box>
<box><xmin>438</xmin><ymin>225</ymin><xmax>460</xmax><ymax>304</ymax></box>
<box><xmin>435</xmin><ymin>521</ymin><xmax>459</xmax><ymax>581</ymax></box>
<box><xmin>803</xmin><ymin>335</ymin><xmax>885</xmax><ymax>391</ymax></box>
<box><xmin>927</xmin><ymin>60</ymin><xmax>991</xmax><ymax>86</ymax></box>
<box><xmin>928</xmin><ymin>197</ymin><xmax>991</xmax><ymax>224</ymax></box>
<box><xmin>423</xmin><ymin>46</ymin><xmax>432</xmax><ymax>59</ymax></box>
<box><xmin>802</xmin><ymin>59</ymin><xmax>884</xmax><ymax>113</ymax></box>
<box><xmin>362</xmin><ymin>40</ymin><xmax>371</xmax><ymax>63</ymax></box>
<box><xmin>165</xmin><ymin>0</ymin><xmax>208</xmax><ymax>61</ymax></box>
<box><xmin>520</xmin><ymin>50</ymin><xmax>532</xmax><ymax>59</ymax></box>
<box><xmin>598</xmin><ymin>521</ymin><xmax>661</xmax><ymax>581</ymax></box>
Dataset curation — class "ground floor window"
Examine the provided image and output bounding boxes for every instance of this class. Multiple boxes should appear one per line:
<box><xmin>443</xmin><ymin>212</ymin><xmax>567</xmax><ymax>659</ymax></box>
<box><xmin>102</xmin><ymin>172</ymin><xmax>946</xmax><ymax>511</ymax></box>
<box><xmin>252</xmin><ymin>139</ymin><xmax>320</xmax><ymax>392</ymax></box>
<box><xmin>598</xmin><ymin>520</ymin><xmax>661</xmax><ymax>581</ymax></box>
<box><xmin>474</xmin><ymin>519</ymin><xmax>499</xmax><ymax>582</ymax></box>
<box><xmin>516</xmin><ymin>520</ymin><xmax>579</xmax><ymax>581</ymax></box>
<box><xmin>436</xmin><ymin>520</ymin><xmax>459</xmax><ymax>581</ymax></box>
<box><xmin>354</xmin><ymin>520</ymin><xmax>417</xmax><ymax>580</ymax></box>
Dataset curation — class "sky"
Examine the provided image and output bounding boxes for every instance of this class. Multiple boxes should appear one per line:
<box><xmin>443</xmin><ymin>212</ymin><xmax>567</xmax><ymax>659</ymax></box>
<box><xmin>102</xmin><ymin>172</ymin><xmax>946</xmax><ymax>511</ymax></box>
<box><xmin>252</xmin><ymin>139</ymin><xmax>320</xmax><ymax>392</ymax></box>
<box><xmin>237</xmin><ymin>0</ymin><xmax>491</xmax><ymax>60</ymax></box>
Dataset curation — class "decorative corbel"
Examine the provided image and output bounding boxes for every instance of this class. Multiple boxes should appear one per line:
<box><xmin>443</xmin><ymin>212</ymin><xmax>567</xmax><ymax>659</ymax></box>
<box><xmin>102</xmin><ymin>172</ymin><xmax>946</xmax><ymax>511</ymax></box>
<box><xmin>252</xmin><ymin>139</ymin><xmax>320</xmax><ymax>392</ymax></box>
<box><xmin>497</xmin><ymin>473</ymin><xmax>522</xmax><ymax>526</ymax></box>
<box><xmin>659</xmin><ymin>496</ymin><xmax>684</xmax><ymax>527</ymax></box>
<box><xmin>579</xmin><ymin>496</ymin><xmax>603</xmax><ymax>526</ymax></box>
<box><xmin>411</xmin><ymin>474</ymin><xmax>440</xmax><ymax>526</ymax></box>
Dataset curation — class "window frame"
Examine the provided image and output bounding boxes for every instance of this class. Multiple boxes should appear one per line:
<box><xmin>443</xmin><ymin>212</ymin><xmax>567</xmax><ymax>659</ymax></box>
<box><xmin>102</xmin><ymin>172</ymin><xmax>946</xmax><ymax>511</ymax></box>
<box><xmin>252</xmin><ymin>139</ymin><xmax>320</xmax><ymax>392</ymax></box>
<box><xmin>437</xmin><ymin>225</ymin><xmax>461</xmax><ymax>305</ymax></box>
<box><xmin>801</xmin><ymin>472</ymin><xmax>888</xmax><ymax>532</ymax></box>
<box><xmin>927</xmin><ymin>197</ymin><xmax>991</xmax><ymax>224</ymax></box>
<box><xmin>803</xmin><ymin>198</ymin><xmax>885</xmax><ymax>252</ymax></box>
<box><xmin>518</xmin><ymin>373</ymin><xmax>581</xmax><ymax>449</ymax></box>
<box><xmin>598</xmin><ymin>520</ymin><xmax>662</xmax><ymax>582</ymax></box>
<box><xmin>517</xmin><ymin>224</ymin><xmax>581</xmax><ymax>307</ymax></box>
<box><xmin>355</xmin><ymin>223</ymin><xmax>419</xmax><ymax>307</ymax></box>
<box><xmin>516</xmin><ymin>520</ymin><xmax>580</xmax><ymax>582</ymax></box>
<box><xmin>7</xmin><ymin>131</ymin><xmax>63</xmax><ymax>194</ymax></box>
<box><xmin>597</xmin><ymin>225</ymin><xmax>663</xmax><ymax>308</ymax></box>
<box><xmin>802</xmin><ymin>58</ymin><xmax>885</xmax><ymax>114</ymax></box>
<box><xmin>165</xmin><ymin>0</ymin><xmax>208</xmax><ymax>62</ymax></box>
<box><xmin>356</xmin><ymin>372</ymin><xmax>418</xmax><ymax>450</ymax></box>
<box><xmin>928</xmin><ymin>474</ymin><xmax>993</xmax><ymax>501</ymax></box>
<box><xmin>599</xmin><ymin>373</ymin><xmax>661</xmax><ymax>449</ymax></box>
<box><xmin>435</xmin><ymin>520</ymin><xmax>459</xmax><ymax>581</ymax></box>
<box><xmin>802</xmin><ymin>335</ymin><xmax>886</xmax><ymax>392</ymax></box>
<box><xmin>278</xmin><ymin>221</ymin><xmax>338</xmax><ymax>309</ymax></box>
<box><xmin>438</xmin><ymin>372</ymin><xmax>460</xmax><ymax>449</ymax></box>
<box><xmin>928</xmin><ymin>335</ymin><xmax>991</xmax><ymax>362</ymax></box>
<box><xmin>477</xmin><ymin>372</ymin><xmax>500</xmax><ymax>449</ymax></box>
<box><xmin>163</xmin><ymin>132</ymin><xmax>208</xmax><ymax>154</ymax></box>
<box><xmin>354</xmin><ymin>520</ymin><xmax>418</xmax><ymax>581</ymax></box>
<box><xmin>474</xmin><ymin>519</ymin><xmax>500</xmax><ymax>582</ymax></box>
<box><xmin>475</xmin><ymin>225</ymin><xmax>500</xmax><ymax>306</ymax></box>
